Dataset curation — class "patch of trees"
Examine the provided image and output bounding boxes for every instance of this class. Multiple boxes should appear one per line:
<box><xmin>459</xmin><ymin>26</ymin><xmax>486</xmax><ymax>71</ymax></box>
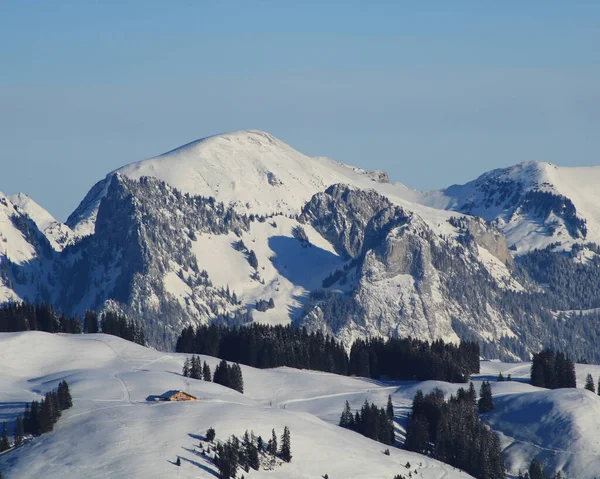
<box><xmin>182</xmin><ymin>355</ymin><xmax>212</xmax><ymax>381</ymax></box>
<box><xmin>518</xmin><ymin>459</ymin><xmax>564</xmax><ymax>479</ymax></box>
<box><xmin>99</xmin><ymin>311</ymin><xmax>145</xmax><ymax>345</ymax></box>
<box><xmin>199</xmin><ymin>426</ymin><xmax>291</xmax><ymax>479</ymax></box>
<box><xmin>0</xmin><ymin>302</ymin><xmax>80</xmax><ymax>333</ymax></box>
<box><xmin>292</xmin><ymin>225</ymin><xmax>310</xmax><ymax>246</ymax></box>
<box><xmin>349</xmin><ymin>337</ymin><xmax>480</xmax><ymax>382</ymax></box>
<box><xmin>255</xmin><ymin>298</ymin><xmax>275</xmax><ymax>312</ymax></box>
<box><xmin>404</xmin><ymin>387</ymin><xmax>505</xmax><ymax>479</ymax></box>
<box><xmin>339</xmin><ymin>398</ymin><xmax>395</xmax><ymax>445</ymax></box>
<box><xmin>213</xmin><ymin>359</ymin><xmax>244</xmax><ymax>393</ymax></box>
<box><xmin>530</xmin><ymin>349</ymin><xmax>576</xmax><ymax>389</ymax></box>
<box><xmin>175</xmin><ymin>323</ymin><xmax>349</xmax><ymax>375</ymax></box>
<box><xmin>19</xmin><ymin>381</ymin><xmax>73</xmax><ymax>438</ymax></box>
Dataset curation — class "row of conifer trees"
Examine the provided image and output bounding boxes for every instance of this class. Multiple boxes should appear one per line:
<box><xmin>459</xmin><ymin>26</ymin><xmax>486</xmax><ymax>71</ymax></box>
<box><xmin>0</xmin><ymin>381</ymin><xmax>72</xmax><ymax>455</ymax></box>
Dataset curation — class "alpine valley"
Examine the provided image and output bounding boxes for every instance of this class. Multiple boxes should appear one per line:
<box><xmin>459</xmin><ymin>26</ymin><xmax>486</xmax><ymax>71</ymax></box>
<box><xmin>2</xmin><ymin>130</ymin><xmax>600</xmax><ymax>360</ymax></box>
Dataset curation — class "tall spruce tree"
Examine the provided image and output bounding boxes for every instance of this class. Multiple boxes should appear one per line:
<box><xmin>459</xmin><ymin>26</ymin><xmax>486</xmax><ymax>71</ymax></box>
<box><xmin>268</xmin><ymin>429</ymin><xmax>278</xmax><ymax>456</ymax></box>
<box><xmin>478</xmin><ymin>380</ymin><xmax>494</xmax><ymax>413</ymax></box>
<box><xmin>0</xmin><ymin>423</ymin><xmax>10</xmax><ymax>452</ymax></box>
<box><xmin>386</xmin><ymin>395</ymin><xmax>394</xmax><ymax>419</ymax></box>
<box><xmin>203</xmin><ymin>361</ymin><xmax>212</xmax><ymax>382</ymax></box>
<box><xmin>585</xmin><ymin>373</ymin><xmax>596</xmax><ymax>393</ymax></box>
<box><xmin>280</xmin><ymin>426</ymin><xmax>292</xmax><ymax>462</ymax></box>
<box><xmin>14</xmin><ymin>416</ymin><xmax>24</xmax><ymax>446</ymax></box>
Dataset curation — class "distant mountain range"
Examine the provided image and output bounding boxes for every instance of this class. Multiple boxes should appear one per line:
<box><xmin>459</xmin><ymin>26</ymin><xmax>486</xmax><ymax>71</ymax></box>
<box><xmin>2</xmin><ymin>130</ymin><xmax>600</xmax><ymax>358</ymax></box>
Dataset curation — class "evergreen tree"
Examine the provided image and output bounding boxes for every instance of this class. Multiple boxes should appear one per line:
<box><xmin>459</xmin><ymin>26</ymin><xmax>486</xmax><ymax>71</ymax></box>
<box><xmin>230</xmin><ymin>363</ymin><xmax>244</xmax><ymax>393</ymax></box>
<box><xmin>182</xmin><ymin>357</ymin><xmax>190</xmax><ymax>377</ymax></box>
<box><xmin>528</xmin><ymin>459</ymin><xmax>547</xmax><ymax>479</ymax></box>
<box><xmin>268</xmin><ymin>428</ymin><xmax>278</xmax><ymax>456</ymax></box>
<box><xmin>206</xmin><ymin>427</ymin><xmax>216</xmax><ymax>442</ymax></box>
<box><xmin>386</xmin><ymin>395</ymin><xmax>394</xmax><ymax>419</ymax></box>
<box><xmin>507</xmin><ymin>374</ymin><xmax>512</xmax><ymax>381</ymax></box>
<box><xmin>213</xmin><ymin>359</ymin><xmax>230</xmax><ymax>387</ymax></box>
<box><xmin>339</xmin><ymin>400</ymin><xmax>354</xmax><ymax>428</ymax></box>
<box><xmin>280</xmin><ymin>426</ymin><xmax>292</xmax><ymax>462</ymax></box>
<box><xmin>478</xmin><ymin>381</ymin><xmax>494</xmax><ymax>413</ymax></box>
<box><xmin>203</xmin><ymin>361</ymin><xmax>212</xmax><ymax>381</ymax></box>
<box><xmin>175</xmin><ymin>457</ymin><xmax>181</xmax><ymax>466</ymax></box>
<box><xmin>0</xmin><ymin>423</ymin><xmax>10</xmax><ymax>452</ymax></box>
<box><xmin>57</xmin><ymin>381</ymin><xmax>73</xmax><ymax>410</ymax></box>
<box><xmin>83</xmin><ymin>310</ymin><xmax>99</xmax><ymax>334</ymax></box>
<box><xmin>585</xmin><ymin>373</ymin><xmax>596</xmax><ymax>393</ymax></box>
<box><xmin>14</xmin><ymin>416</ymin><xmax>24</xmax><ymax>446</ymax></box>
<box><xmin>497</xmin><ymin>372</ymin><xmax>505</xmax><ymax>382</ymax></box>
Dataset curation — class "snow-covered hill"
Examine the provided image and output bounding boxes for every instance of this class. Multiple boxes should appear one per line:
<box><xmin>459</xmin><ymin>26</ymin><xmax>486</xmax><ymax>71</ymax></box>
<box><xmin>0</xmin><ymin>332</ymin><xmax>473</xmax><ymax>479</ymax></box>
<box><xmin>3</xmin><ymin>332</ymin><xmax>600</xmax><ymax>478</ymax></box>
<box><xmin>417</xmin><ymin>161</ymin><xmax>600</xmax><ymax>254</ymax></box>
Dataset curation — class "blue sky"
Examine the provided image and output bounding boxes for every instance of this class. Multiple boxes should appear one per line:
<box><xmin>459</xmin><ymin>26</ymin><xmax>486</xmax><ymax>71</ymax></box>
<box><xmin>1</xmin><ymin>1</ymin><xmax>599</xmax><ymax>220</ymax></box>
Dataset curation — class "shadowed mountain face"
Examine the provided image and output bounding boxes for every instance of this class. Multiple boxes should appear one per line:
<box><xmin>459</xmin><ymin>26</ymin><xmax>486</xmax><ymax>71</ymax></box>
<box><xmin>3</xmin><ymin>131</ymin><xmax>600</xmax><ymax>359</ymax></box>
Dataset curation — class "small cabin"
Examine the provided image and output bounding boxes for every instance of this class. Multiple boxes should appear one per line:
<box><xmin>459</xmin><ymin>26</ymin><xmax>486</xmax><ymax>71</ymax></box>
<box><xmin>148</xmin><ymin>390</ymin><xmax>197</xmax><ymax>402</ymax></box>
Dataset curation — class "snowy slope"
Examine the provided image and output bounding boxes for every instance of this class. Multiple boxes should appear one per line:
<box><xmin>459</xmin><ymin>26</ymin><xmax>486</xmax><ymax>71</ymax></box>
<box><xmin>9</xmin><ymin>193</ymin><xmax>76</xmax><ymax>251</ymax></box>
<box><xmin>416</xmin><ymin>161</ymin><xmax>600</xmax><ymax>254</ymax></box>
<box><xmin>4</xmin><ymin>333</ymin><xmax>600</xmax><ymax>478</ymax></box>
<box><xmin>0</xmin><ymin>332</ymin><xmax>472</xmax><ymax>479</ymax></box>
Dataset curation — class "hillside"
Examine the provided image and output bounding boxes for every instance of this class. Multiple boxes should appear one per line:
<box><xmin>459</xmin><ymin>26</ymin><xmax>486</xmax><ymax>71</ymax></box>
<box><xmin>0</xmin><ymin>332</ymin><xmax>472</xmax><ymax>479</ymax></box>
<box><xmin>3</xmin><ymin>332</ymin><xmax>600</xmax><ymax>477</ymax></box>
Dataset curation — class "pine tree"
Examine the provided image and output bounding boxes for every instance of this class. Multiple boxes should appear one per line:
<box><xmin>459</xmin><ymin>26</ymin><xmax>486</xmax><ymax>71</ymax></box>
<box><xmin>280</xmin><ymin>426</ymin><xmax>292</xmax><ymax>462</ymax></box>
<box><xmin>585</xmin><ymin>373</ymin><xmax>596</xmax><ymax>393</ymax></box>
<box><xmin>230</xmin><ymin>363</ymin><xmax>244</xmax><ymax>393</ymax></box>
<box><xmin>528</xmin><ymin>459</ymin><xmax>546</xmax><ymax>479</ymax></box>
<box><xmin>14</xmin><ymin>416</ymin><xmax>24</xmax><ymax>446</ymax></box>
<box><xmin>339</xmin><ymin>400</ymin><xmax>354</xmax><ymax>428</ymax></box>
<box><xmin>268</xmin><ymin>428</ymin><xmax>278</xmax><ymax>456</ymax></box>
<box><xmin>203</xmin><ymin>361</ymin><xmax>212</xmax><ymax>381</ymax></box>
<box><xmin>0</xmin><ymin>423</ymin><xmax>10</xmax><ymax>452</ymax></box>
<box><xmin>57</xmin><ymin>381</ymin><xmax>72</xmax><ymax>410</ymax></box>
<box><xmin>386</xmin><ymin>395</ymin><xmax>394</xmax><ymax>419</ymax></box>
<box><xmin>182</xmin><ymin>357</ymin><xmax>190</xmax><ymax>377</ymax></box>
<box><xmin>206</xmin><ymin>427</ymin><xmax>216</xmax><ymax>442</ymax></box>
<box><xmin>478</xmin><ymin>381</ymin><xmax>494</xmax><ymax>413</ymax></box>
<box><xmin>498</xmin><ymin>372</ymin><xmax>505</xmax><ymax>382</ymax></box>
<box><xmin>175</xmin><ymin>457</ymin><xmax>181</xmax><ymax>466</ymax></box>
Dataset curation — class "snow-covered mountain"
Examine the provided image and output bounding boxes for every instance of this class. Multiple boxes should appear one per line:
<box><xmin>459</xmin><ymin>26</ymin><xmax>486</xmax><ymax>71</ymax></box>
<box><xmin>9</xmin><ymin>193</ymin><xmax>77</xmax><ymax>252</ymax></box>
<box><xmin>3</xmin><ymin>130</ymin><xmax>600</xmax><ymax>359</ymax></box>
<box><xmin>416</xmin><ymin>161</ymin><xmax>600</xmax><ymax>255</ymax></box>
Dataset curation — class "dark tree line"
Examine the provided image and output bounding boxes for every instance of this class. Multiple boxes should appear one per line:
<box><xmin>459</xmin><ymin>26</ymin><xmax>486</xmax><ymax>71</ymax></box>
<box><xmin>339</xmin><ymin>398</ymin><xmax>395</xmax><ymax>445</ymax></box>
<box><xmin>176</xmin><ymin>324</ymin><xmax>479</xmax><ymax>384</ymax></box>
<box><xmin>0</xmin><ymin>302</ymin><xmax>80</xmax><ymax>333</ymax></box>
<box><xmin>405</xmin><ymin>387</ymin><xmax>505</xmax><ymax>479</ymax></box>
<box><xmin>530</xmin><ymin>349</ymin><xmax>576</xmax><ymax>389</ymax></box>
<box><xmin>176</xmin><ymin>323</ymin><xmax>349</xmax><ymax>375</ymax></box>
<box><xmin>213</xmin><ymin>359</ymin><xmax>244</xmax><ymax>393</ymax></box>
<box><xmin>23</xmin><ymin>381</ymin><xmax>72</xmax><ymax>437</ymax></box>
<box><xmin>98</xmin><ymin>311</ymin><xmax>145</xmax><ymax>345</ymax></box>
<box><xmin>349</xmin><ymin>337</ymin><xmax>480</xmax><ymax>382</ymax></box>
<box><xmin>0</xmin><ymin>302</ymin><xmax>145</xmax><ymax>346</ymax></box>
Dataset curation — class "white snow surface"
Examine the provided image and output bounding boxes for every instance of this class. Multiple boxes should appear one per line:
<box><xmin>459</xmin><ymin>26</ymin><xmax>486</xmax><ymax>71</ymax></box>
<box><xmin>0</xmin><ymin>332</ymin><xmax>473</xmax><ymax>479</ymax></box>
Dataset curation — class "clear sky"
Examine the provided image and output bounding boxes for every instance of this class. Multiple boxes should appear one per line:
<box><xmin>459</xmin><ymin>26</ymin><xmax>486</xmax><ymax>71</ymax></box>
<box><xmin>1</xmin><ymin>1</ymin><xmax>599</xmax><ymax>221</ymax></box>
